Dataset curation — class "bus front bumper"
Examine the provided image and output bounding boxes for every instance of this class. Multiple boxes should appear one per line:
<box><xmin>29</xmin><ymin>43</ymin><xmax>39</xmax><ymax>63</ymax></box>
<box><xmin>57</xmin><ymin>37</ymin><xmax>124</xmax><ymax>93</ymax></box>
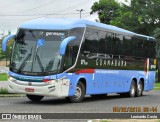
<box><xmin>8</xmin><ymin>77</ymin><xmax>70</xmax><ymax>97</ymax></box>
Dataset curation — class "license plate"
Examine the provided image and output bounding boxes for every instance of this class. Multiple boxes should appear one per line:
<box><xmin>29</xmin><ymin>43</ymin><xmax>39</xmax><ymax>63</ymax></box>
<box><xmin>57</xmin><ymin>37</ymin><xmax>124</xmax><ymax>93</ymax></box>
<box><xmin>25</xmin><ymin>88</ymin><xmax>34</xmax><ymax>92</ymax></box>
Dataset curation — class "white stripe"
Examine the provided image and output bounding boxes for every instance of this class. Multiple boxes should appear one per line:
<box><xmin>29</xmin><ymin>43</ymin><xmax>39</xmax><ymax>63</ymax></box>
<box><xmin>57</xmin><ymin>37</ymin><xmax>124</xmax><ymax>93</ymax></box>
<box><xmin>92</xmin><ymin>74</ymin><xmax>95</xmax><ymax>80</ymax></box>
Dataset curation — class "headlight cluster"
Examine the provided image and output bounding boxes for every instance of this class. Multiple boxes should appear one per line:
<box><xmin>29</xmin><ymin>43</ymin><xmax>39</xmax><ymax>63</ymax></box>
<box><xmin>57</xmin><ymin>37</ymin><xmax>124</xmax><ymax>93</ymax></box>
<box><xmin>47</xmin><ymin>80</ymin><xmax>56</xmax><ymax>85</ymax></box>
<box><xmin>8</xmin><ymin>76</ymin><xmax>17</xmax><ymax>82</ymax></box>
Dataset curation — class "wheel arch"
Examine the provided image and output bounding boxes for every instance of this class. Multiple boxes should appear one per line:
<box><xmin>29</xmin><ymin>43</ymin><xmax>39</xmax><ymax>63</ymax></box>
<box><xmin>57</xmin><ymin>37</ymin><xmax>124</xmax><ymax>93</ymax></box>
<box><xmin>132</xmin><ymin>77</ymin><xmax>137</xmax><ymax>86</ymax></box>
<box><xmin>139</xmin><ymin>78</ymin><xmax>144</xmax><ymax>90</ymax></box>
<box><xmin>76</xmin><ymin>77</ymin><xmax>87</xmax><ymax>94</ymax></box>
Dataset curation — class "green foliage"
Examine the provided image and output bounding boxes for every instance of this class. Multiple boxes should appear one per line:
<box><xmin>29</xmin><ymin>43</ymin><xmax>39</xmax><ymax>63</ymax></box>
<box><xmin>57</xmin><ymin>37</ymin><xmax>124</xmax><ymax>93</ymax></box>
<box><xmin>0</xmin><ymin>88</ymin><xmax>8</xmax><ymax>94</ymax></box>
<box><xmin>0</xmin><ymin>73</ymin><xmax>8</xmax><ymax>81</ymax></box>
<box><xmin>91</xmin><ymin>0</ymin><xmax>160</xmax><ymax>36</ymax></box>
<box><xmin>153</xmin><ymin>28</ymin><xmax>160</xmax><ymax>59</ymax></box>
<box><xmin>153</xmin><ymin>28</ymin><xmax>160</xmax><ymax>83</ymax></box>
<box><xmin>154</xmin><ymin>82</ymin><xmax>160</xmax><ymax>90</ymax></box>
<box><xmin>90</xmin><ymin>0</ymin><xmax>121</xmax><ymax>24</ymax></box>
<box><xmin>0</xmin><ymin>37</ymin><xmax>13</xmax><ymax>61</ymax></box>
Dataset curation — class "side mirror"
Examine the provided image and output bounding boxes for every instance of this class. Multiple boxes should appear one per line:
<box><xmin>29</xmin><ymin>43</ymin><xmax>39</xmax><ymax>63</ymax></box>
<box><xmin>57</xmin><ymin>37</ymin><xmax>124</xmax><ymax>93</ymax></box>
<box><xmin>2</xmin><ymin>34</ymin><xmax>16</xmax><ymax>52</ymax></box>
<box><xmin>59</xmin><ymin>36</ymin><xmax>76</xmax><ymax>55</ymax></box>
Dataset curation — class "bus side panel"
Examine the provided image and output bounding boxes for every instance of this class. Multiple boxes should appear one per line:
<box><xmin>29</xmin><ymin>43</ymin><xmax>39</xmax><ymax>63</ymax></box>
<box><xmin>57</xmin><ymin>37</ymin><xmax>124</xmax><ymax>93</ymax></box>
<box><xmin>66</xmin><ymin>70</ymin><xmax>155</xmax><ymax>97</ymax></box>
<box><xmin>94</xmin><ymin>70</ymin><xmax>137</xmax><ymax>94</ymax></box>
<box><xmin>66</xmin><ymin>73</ymin><xmax>93</xmax><ymax>96</ymax></box>
<box><xmin>144</xmin><ymin>71</ymin><xmax>156</xmax><ymax>91</ymax></box>
<box><xmin>93</xmin><ymin>70</ymin><xmax>116</xmax><ymax>94</ymax></box>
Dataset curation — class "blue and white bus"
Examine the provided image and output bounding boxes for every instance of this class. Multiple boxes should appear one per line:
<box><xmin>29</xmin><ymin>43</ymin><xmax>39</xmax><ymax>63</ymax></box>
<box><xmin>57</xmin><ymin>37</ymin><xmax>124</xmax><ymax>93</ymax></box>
<box><xmin>2</xmin><ymin>18</ymin><xmax>156</xmax><ymax>103</ymax></box>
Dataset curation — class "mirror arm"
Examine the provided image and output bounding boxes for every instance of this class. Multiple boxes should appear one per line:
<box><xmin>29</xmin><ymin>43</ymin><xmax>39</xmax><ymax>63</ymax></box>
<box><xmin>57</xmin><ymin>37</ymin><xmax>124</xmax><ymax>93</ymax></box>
<box><xmin>2</xmin><ymin>34</ymin><xmax>15</xmax><ymax>52</ymax></box>
<box><xmin>59</xmin><ymin>36</ymin><xmax>76</xmax><ymax>55</ymax></box>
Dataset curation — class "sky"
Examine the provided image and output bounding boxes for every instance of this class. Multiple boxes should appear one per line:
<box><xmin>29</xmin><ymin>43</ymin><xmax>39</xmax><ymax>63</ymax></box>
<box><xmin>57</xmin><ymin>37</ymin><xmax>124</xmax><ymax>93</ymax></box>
<box><xmin>0</xmin><ymin>0</ymin><xmax>128</xmax><ymax>38</ymax></box>
<box><xmin>0</xmin><ymin>0</ymin><xmax>100</xmax><ymax>37</ymax></box>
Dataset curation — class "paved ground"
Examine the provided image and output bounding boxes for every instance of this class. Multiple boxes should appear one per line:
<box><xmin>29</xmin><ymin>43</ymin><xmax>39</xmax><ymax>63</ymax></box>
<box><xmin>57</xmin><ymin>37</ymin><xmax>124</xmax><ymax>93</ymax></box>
<box><xmin>0</xmin><ymin>66</ymin><xmax>8</xmax><ymax>89</ymax></box>
<box><xmin>0</xmin><ymin>81</ymin><xmax>7</xmax><ymax>89</ymax></box>
<box><xmin>0</xmin><ymin>90</ymin><xmax>159</xmax><ymax>113</ymax></box>
<box><xmin>0</xmin><ymin>66</ymin><xmax>8</xmax><ymax>73</ymax></box>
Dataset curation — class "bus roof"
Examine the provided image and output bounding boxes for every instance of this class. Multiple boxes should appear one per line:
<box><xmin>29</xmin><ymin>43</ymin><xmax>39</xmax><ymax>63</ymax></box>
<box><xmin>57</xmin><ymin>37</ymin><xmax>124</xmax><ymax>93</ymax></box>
<box><xmin>20</xmin><ymin>18</ymin><xmax>155</xmax><ymax>40</ymax></box>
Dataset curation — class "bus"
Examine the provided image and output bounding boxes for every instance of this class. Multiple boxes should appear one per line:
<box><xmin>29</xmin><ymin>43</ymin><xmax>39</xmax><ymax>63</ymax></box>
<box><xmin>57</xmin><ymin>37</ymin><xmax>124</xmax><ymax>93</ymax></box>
<box><xmin>2</xmin><ymin>18</ymin><xmax>156</xmax><ymax>103</ymax></box>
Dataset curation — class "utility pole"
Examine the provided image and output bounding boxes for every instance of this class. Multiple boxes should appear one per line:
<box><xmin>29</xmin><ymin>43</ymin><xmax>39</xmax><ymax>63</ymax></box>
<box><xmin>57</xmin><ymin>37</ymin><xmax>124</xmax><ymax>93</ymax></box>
<box><xmin>77</xmin><ymin>9</ymin><xmax>85</xmax><ymax>19</ymax></box>
<box><xmin>3</xmin><ymin>29</ymin><xmax>4</xmax><ymax>37</ymax></box>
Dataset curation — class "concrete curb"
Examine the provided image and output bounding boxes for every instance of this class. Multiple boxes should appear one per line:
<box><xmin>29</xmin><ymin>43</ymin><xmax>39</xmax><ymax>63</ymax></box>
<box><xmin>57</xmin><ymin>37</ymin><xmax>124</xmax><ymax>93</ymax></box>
<box><xmin>0</xmin><ymin>81</ymin><xmax>26</xmax><ymax>97</ymax></box>
<box><xmin>0</xmin><ymin>94</ymin><xmax>25</xmax><ymax>97</ymax></box>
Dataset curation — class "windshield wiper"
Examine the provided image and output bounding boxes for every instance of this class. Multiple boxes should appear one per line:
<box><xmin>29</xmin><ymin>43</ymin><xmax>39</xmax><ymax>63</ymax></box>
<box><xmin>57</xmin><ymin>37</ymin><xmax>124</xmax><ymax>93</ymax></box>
<box><xmin>17</xmin><ymin>48</ymin><xmax>33</xmax><ymax>73</ymax></box>
<box><xmin>17</xmin><ymin>53</ymin><xmax>31</xmax><ymax>73</ymax></box>
<box><xmin>31</xmin><ymin>45</ymin><xmax>44</xmax><ymax>73</ymax></box>
<box><xmin>36</xmin><ymin>54</ymin><xmax>44</xmax><ymax>73</ymax></box>
<box><xmin>45</xmin><ymin>58</ymin><xmax>54</xmax><ymax>72</ymax></box>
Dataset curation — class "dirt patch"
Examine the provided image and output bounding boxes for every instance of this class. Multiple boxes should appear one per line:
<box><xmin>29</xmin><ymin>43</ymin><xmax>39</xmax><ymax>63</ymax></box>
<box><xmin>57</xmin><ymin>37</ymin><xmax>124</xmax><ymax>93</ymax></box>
<box><xmin>0</xmin><ymin>61</ymin><xmax>9</xmax><ymax>66</ymax></box>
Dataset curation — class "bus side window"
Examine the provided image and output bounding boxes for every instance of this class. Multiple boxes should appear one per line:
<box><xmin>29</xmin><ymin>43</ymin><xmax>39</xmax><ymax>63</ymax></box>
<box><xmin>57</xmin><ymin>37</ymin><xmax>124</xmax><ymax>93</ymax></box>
<box><xmin>98</xmin><ymin>31</ymin><xmax>106</xmax><ymax>54</ymax></box>
<box><xmin>64</xmin><ymin>46</ymin><xmax>74</xmax><ymax>68</ymax></box>
<box><xmin>83</xmin><ymin>29</ymin><xmax>98</xmax><ymax>54</ymax></box>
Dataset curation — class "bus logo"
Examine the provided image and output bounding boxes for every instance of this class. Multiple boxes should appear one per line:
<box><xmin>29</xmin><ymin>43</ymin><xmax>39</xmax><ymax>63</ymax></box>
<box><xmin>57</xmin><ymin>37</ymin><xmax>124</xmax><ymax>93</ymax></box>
<box><xmin>81</xmin><ymin>59</ymin><xmax>88</xmax><ymax>65</ymax></box>
<box><xmin>28</xmin><ymin>82</ymin><xmax>32</xmax><ymax>86</ymax></box>
<box><xmin>37</xmin><ymin>39</ymin><xmax>44</xmax><ymax>47</ymax></box>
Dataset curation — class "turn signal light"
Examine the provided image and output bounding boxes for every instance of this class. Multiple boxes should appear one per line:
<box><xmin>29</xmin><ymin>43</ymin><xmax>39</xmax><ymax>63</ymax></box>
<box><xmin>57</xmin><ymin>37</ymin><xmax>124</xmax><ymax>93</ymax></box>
<box><xmin>42</xmin><ymin>79</ymin><xmax>51</xmax><ymax>82</ymax></box>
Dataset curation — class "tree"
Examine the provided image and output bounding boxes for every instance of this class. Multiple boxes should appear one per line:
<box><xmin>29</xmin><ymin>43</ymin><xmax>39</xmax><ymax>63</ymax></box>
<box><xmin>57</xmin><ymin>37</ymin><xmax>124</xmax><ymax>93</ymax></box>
<box><xmin>91</xmin><ymin>0</ymin><xmax>160</xmax><ymax>36</ymax></box>
<box><xmin>153</xmin><ymin>28</ymin><xmax>160</xmax><ymax>82</ymax></box>
<box><xmin>91</xmin><ymin>0</ymin><xmax>160</xmax><ymax>82</ymax></box>
<box><xmin>90</xmin><ymin>0</ymin><xmax>121</xmax><ymax>24</ymax></box>
<box><xmin>0</xmin><ymin>38</ymin><xmax>13</xmax><ymax>66</ymax></box>
<box><xmin>112</xmin><ymin>0</ymin><xmax>160</xmax><ymax>36</ymax></box>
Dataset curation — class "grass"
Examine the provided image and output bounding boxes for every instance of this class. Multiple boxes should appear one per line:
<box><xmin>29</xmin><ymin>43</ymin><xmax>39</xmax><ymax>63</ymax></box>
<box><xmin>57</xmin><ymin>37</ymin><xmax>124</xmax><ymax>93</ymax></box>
<box><xmin>154</xmin><ymin>82</ymin><xmax>160</xmax><ymax>87</ymax></box>
<box><xmin>154</xmin><ymin>82</ymin><xmax>160</xmax><ymax>90</ymax></box>
<box><xmin>0</xmin><ymin>88</ymin><xmax>8</xmax><ymax>94</ymax></box>
<box><xmin>0</xmin><ymin>73</ymin><xmax>7</xmax><ymax>81</ymax></box>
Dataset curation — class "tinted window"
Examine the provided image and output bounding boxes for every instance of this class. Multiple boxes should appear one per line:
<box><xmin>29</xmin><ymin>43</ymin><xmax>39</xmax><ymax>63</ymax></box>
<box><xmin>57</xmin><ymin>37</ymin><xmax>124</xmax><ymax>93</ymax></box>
<box><xmin>98</xmin><ymin>31</ymin><xmax>106</xmax><ymax>53</ymax></box>
<box><xmin>105</xmin><ymin>32</ymin><xmax>123</xmax><ymax>55</ymax></box>
<box><xmin>122</xmin><ymin>36</ymin><xmax>133</xmax><ymax>56</ymax></box>
<box><xmin>83</xmin><ymin>29</ymin><xmax>98</xmax><ymax>53</ymax></box>
<box><xmin>83</xmin><ymin>28</ymin><xmax>156</xmax><ymax>58</ymax></box>
<box><xmin>64</xmin><ymin>28</ymin><xmax>84</xmax><ymax>68</ymax></box>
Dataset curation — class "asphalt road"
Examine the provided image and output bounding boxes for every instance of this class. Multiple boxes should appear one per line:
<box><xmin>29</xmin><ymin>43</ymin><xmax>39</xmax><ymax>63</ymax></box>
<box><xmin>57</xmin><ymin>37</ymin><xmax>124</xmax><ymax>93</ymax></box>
<box><xmin>0</xmin><ymin>90</ymin><xmax>159</xmax><ymax>114</ymax></box>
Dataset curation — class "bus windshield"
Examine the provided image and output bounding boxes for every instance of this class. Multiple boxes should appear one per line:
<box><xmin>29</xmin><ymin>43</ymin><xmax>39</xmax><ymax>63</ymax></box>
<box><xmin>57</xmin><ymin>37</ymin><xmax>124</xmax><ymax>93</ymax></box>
<box><xmin>10</xmin><ymin>30</ymin><xmax>66</xmax><ymax>76</ymax></box>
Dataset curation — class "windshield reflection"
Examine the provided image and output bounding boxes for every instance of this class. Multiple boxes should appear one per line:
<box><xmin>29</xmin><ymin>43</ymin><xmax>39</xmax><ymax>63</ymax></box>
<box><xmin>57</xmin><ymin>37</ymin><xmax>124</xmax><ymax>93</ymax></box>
<box><xmin>10</xmin><ymin>30</ymin><xmax>66</xmax><ymax>75</ymax></box>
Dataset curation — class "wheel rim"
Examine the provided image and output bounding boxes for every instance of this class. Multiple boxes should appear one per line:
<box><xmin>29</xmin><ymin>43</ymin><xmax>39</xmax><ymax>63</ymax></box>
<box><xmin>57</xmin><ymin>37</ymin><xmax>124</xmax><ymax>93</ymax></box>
<box><xmin>131</xmin><ymin>84</ymin><xmax>135</xmax><ymax>96</ymax></box>
<box><xmin>74</xmin><ymin>86</ymin><xmax>82</xmax><ymax>99</ymax></box>
<box><xmin>138</xmin><ymin>83</ymin><xmax>142</xmax><ymax>95</ymax></box>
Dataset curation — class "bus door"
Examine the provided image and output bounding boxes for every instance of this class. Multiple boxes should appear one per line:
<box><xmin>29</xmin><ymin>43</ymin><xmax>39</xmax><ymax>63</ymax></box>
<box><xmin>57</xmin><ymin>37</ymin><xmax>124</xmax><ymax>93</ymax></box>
<box><xmin>63</xmin><ymin>45</ymin><xmax>77</xmax><ymax>70</ymax></box>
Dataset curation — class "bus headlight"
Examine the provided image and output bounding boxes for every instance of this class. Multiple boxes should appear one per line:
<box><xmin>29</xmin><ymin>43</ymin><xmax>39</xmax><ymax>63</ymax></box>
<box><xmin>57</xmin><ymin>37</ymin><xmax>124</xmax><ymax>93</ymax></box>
<box><xmin>42</xmin><ymin>79</ymin><xmax>55</xmax><ymax>85</ymax></box>
<box><xmin>8</xmin><ymin>76</ymin><xmax>17</xmax><ymax>82</ymax></box>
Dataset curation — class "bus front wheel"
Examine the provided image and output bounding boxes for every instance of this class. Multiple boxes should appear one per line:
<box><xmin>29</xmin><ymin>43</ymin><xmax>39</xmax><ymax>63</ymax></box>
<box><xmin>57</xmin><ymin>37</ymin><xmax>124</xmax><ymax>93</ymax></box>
<box><xmin>26</xmin><ymin>94</ymin><xmax>44</xmax><ymax>102</ymax></box>
<box><xmin>66</xmin><ymin>81</ymin><xmax>85</xmax><ymax>103</ymax></box>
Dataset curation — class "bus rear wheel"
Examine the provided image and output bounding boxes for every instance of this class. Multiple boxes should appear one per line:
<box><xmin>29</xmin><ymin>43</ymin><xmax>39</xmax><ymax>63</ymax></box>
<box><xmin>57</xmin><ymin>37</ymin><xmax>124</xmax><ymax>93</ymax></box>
<box><xmin>129</xmin><ymin>80</ymin><xmax>136</xmax><ymax>97</ymax></box>
<box><xmin>26</xmin><ymin>94</ymin><xmax>44</xmax><ymax>102</ymax></box>
<box><xmin>136</xmin><ymin>80</ymin><xmax>143</xmax><ymax>97</ymax></box>
<box><xmin>66</xmin><ymin>81</ymin><xmax>85</xmax><ymax>103</ymax></box>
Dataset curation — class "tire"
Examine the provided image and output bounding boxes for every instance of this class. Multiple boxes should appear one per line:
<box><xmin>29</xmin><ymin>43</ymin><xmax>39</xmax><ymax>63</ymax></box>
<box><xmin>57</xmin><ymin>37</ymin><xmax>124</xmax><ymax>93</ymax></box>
<box><xmin>129</xmin><ymin>80</ymin><xmax>136</xmax><ymax>97</ymax></box>
<box><xmin>26</xmin><ymin>94</ymin><xmax>44</xmax><ymax>102</ymax></box>
<box><xmin>136</xmin><ymin>80</ymin><xmax>143</xmax><ymax>97</ymax></box>
<box><xmin>66</xmin><ymin>81</ymin><xmax>85</xmax><ymax>103</ymax></box>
